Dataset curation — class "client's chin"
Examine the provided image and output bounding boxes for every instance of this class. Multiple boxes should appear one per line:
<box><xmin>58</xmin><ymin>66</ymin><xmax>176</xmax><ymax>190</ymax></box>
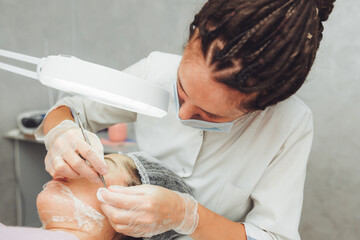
<box><xmin>36</xmin><ymin>180</ymin><xmax>105</xmax><ymax>234</ymax></box>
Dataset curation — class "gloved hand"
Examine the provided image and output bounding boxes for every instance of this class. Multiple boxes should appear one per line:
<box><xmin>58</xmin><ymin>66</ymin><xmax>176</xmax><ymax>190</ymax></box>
<box><xmin>44</xmin><ymin>120</ymin><xmax>107</xmax><ymax>182</ymax></box>
<box><xmin>97</xmin><ymin>184</ymin><xmax>199</xmax><ymax>238</ymax></box>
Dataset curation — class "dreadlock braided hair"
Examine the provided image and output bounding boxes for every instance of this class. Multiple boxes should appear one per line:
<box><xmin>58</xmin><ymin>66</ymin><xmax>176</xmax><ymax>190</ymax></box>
<box><xmin>189</xmin><ymin>0</ymin><xmax>336</xmax><ymax>111</ymax></box>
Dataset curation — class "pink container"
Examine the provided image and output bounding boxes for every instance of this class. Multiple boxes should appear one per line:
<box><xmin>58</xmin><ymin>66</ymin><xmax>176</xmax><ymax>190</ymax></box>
<box><xmin>108</xmin><ymin>123</ymin><xmax>127</xmax><ymax>142</ymax></box>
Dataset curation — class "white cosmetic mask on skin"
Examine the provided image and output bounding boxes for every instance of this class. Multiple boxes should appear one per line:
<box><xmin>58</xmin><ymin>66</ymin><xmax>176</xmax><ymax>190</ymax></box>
<box><xmin>40</xmin><ymin>181</ymin><xmax>105</xmax><ymax>232</ymax></box>
<box><xmin>172</xmin><ymin>77</ymin><xmax>238</xmax><ymax>133</ymax></box>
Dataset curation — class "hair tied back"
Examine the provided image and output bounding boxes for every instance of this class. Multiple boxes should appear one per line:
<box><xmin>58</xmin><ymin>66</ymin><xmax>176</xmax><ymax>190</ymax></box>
<box><xmin>316</xmin><ymin>0</ymin><xmax>336</xmax><ymax>22</ymax></box>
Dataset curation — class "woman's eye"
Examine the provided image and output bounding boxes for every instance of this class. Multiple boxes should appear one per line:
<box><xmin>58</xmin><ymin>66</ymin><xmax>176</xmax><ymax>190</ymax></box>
<box><xmin>205</xmin><ymin>112</ymin><xmax>219</xmax><ymax>121</ymax></box>
<box><xmin>177</xmin><ymin>81</ymin><xmax>184</xmax><ymax>92</ymax></box>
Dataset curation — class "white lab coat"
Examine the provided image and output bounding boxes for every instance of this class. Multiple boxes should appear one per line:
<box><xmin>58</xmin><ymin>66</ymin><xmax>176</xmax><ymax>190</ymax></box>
<box><xmin>39</xmin><ymin>52</ymin><xmax>313</xmax><ymax>240</ymax></box>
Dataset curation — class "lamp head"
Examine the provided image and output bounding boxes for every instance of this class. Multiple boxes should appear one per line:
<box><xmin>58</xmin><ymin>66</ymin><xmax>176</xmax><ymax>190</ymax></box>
<box><xmin>37</xmin><ymin>55</ymin><xmax>169</xmax><ymax>118</ymax></box>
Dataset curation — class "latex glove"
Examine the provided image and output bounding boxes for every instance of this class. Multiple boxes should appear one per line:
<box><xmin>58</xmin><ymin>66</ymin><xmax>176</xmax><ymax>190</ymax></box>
<box><xmin>97</xmin><ymin>184</ymin><xmax>199</xmax><ymax>238</ymax></box>
<box><xmin>44</xmin><ymin>120</ymin><xmax>107</xmax><ymax>182</ymax></box>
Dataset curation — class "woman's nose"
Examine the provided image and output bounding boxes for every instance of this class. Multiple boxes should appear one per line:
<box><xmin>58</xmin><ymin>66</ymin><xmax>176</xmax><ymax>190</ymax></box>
<box><xmin>178</xmin><ymin>102</ymin><xmax>199</xmax><ymax>120</ymax></box>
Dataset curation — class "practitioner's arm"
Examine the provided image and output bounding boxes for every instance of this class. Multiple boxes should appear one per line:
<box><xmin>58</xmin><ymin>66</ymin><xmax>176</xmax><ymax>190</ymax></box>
<box><xmin>191</xmin><ymin>204</ymin><xmax>246</xmax><ymax>240</ymax></box>
<box><xmin>43</xmin><ymin>106</ymin><xmax>74</xmax><ymax>134</ymax></box>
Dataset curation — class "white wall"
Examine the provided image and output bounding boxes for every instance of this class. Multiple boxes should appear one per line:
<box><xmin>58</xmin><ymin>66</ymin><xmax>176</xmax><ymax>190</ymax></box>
<box><xmin>297</xmin><ymin>1</ymin><xmax>360</xmax><ymax>239</ymax></box>
<box><xmin>0</xmin><ymin>1</ymin><xmax>359</xmax><ymax>239</ymax></box>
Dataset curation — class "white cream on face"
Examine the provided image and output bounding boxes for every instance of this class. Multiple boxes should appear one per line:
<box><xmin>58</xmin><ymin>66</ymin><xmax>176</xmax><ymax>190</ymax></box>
<box><xmin>40</xmin><ymin>181</ymin><xmax>105</xmax><ymax>232</ymax></box>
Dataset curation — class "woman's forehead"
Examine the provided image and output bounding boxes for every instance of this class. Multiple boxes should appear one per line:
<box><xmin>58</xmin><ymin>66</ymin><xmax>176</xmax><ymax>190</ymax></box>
<box><xmin>105</xmin><ymin>154</ymin><xmax>129</xmax><ymax>165</ymax></box>
<box><xmin>179</xmin><ymin>57</ymin><xmax>245</xmax><ymax>117</ymax></box>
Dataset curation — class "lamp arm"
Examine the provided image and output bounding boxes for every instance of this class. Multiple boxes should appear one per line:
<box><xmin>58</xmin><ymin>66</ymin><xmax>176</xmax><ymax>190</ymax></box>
<box><xmin>0</xmin><ymin>61</ymin><xmax>38</xmax><ymax>80</ymax></box>
<box><xmin>0</xmin><ymin>49</ymin><xmax>40</xmax><ymax>64</ymax></box>
<box><xmin>0</xmin><ymin>48</ymin><xmax>41</xmax><ymax>80</ymax></box>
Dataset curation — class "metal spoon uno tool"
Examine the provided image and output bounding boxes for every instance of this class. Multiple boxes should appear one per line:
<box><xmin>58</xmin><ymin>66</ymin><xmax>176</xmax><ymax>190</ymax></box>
<box><xmin>75</xmin><ymin>113</ymin><xmax>107</xmax><ymax>188</ymax></box>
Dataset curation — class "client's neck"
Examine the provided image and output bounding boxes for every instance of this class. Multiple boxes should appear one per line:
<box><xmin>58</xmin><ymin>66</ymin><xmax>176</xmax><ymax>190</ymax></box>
<box><xmin>48</xmin><ymin>227</ymin><xmax>104</xmax><ymax>240</ymax></box>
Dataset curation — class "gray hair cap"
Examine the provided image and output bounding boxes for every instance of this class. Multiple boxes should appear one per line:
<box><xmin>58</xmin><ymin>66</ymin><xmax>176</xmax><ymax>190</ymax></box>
<box><xmin>126</xmin><ymin>152</ymin><xmax>194</xmax><ymax>240</ymax></box>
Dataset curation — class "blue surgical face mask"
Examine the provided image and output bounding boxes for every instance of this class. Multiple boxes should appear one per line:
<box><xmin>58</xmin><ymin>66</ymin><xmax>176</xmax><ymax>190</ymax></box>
<box><xmin>172</xmin><ymin>78</ymin><xmax>238</xmax><ymax>133</ymax></box>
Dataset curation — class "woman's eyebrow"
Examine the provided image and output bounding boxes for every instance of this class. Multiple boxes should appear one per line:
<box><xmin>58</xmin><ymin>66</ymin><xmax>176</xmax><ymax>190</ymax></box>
<box><xmin>104</xmin><ymin>156</ymin><xmax>118</xmax><ymax>167</ymax></box>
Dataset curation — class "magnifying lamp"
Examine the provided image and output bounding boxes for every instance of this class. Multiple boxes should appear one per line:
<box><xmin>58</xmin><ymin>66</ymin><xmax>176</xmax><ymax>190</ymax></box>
<box><xmin>0</xmin><ymin>49</ymin><xmax>169</xmax><ymax>118</ymax></box>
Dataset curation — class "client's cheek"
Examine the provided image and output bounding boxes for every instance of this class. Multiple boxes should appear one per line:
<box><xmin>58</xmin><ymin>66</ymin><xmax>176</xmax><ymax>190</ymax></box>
<box><xmin>37</xmin><ymin>181</ymin><xmax>105</xmax><ymax>232</ymax></box>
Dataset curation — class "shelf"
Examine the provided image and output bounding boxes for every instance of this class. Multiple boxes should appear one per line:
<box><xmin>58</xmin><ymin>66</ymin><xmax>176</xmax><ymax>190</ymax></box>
<box><xmin>4</xmin><ymin>129</ymin><xmax>138</xmax><ymax>153</ymax></box>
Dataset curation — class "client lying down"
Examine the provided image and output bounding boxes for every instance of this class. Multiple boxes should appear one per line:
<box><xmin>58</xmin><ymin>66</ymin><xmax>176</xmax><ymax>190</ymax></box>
<box><xmin>0</xmin><ymin>152</ymin><xmax>195</xmax><ymax>240</ymax></box>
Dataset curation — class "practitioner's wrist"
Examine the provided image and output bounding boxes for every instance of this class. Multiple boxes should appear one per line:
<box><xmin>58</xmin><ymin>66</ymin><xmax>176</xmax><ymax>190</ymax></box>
<box><xmin>173</xmin><ymin>191</ymin><xmax>199</xmax><ymax>235</ymax></box>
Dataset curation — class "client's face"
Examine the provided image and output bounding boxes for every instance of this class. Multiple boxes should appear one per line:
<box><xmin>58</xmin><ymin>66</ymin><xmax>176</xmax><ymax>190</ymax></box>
<box><xmin>36</xmin><ymin>154</ymin><xmax>134</xmax><ymax>240</ymax></box>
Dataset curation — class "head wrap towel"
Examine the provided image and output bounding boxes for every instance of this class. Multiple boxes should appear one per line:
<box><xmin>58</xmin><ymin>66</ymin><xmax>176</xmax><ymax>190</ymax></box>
<box><xmin>126</xmin><ymin>152</ymin><xmax>194</xmax><ymax>240</ymax></box>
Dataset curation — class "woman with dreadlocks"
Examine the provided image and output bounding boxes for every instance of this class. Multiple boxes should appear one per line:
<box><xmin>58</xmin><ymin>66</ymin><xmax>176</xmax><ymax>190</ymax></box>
<box><xmin>36</xmin><ymin>0</ymin><xmax>336</xmax><ymax>239</ymax></box>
